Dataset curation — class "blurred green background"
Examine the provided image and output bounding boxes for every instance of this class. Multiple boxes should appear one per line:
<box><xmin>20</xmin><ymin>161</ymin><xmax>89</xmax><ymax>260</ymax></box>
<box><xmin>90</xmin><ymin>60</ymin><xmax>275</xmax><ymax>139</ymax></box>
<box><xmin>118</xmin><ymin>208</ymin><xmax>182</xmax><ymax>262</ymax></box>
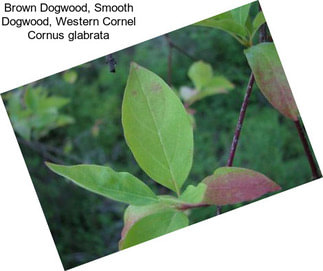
<box><xmin>1</xmin><ymin>5</ymin><xmax>317</xmax><ymax>269</ymax></box>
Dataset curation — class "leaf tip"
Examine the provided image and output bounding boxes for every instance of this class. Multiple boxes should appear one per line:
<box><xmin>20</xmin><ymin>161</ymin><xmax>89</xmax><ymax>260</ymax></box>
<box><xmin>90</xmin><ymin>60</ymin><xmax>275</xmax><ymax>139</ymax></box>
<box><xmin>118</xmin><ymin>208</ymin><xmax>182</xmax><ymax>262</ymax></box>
<box><xmin>272</xmin><ymin>183</ymin><xmax>282</xmax><ymax>192</ymax></box>
<box><xmin>44</xmin><ymin>161</ymin><xmax>53</xmax><ymax>169</ymax></box>
<box><xmin>130</xmin><ymin>61</ymin><xmax>140</xmax><ymax>70</ymax></box>
<box><xmin>45</xmin><ymin>161</ymin><xmax>64</xmax><ymax>174</ymax></box>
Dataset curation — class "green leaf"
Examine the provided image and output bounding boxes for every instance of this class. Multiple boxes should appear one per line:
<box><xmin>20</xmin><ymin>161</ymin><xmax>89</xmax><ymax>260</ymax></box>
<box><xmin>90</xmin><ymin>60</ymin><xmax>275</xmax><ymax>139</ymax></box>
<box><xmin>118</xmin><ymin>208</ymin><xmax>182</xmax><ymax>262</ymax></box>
<box><xmin>245</xmin><ymin>43</ymin><xmax>299</xmax><ymax>120</ymax></box>
<box><xmin>25</xmin><ymin>87</ymin><xmax>70</xmax><ymax>112</ymax></box>
<box><xmin>188</xmin><ymin>61</ymin><xmax>213</xmax><ymax>90</ymax></box>
<box><xmin>251</xmin><ymin>11</ymin><xmax>266</xmax><ymax>38</ymax></box>
<box><xmin>46</xmin><ymin>163</ymin><xmax>159</xmax><ymax>206</ymax></box>
<box><xmin>122</xmin><ymin>63</ymin><xmax>193</xmax><ymax>194</ymax></box>
<box><xmin>119</xmin><ymin>198</ymin><xmax>182</xmax><ymax>248</ymax></box>
<box><xmin>196</xmin><ymin>18</ymin><xmax>247</xmax><ymax>37</ymax></box>
<box><xmin>245</xmin><ymin>16</ymin><xmax>253</xmax><ymax>37</ymax></box>
<box><xmin>231</xmin><ymin>3</ymin><xmax>251</xmax><ymax>26</ymax></box>
<box><xmin>204</xmin><ymin>76</ymin><xmax>235</xmax><ymax>92</ymax></box>
<box><xmin>186</xmin><ymin>76</ymin><xmax>234</xmax><ymax>105</ymax></box>
<box><xmin>24</xmin><ymin>88</ymin><xmax>41</xmax><ymax>111</ymax></box>
<box><xmin>119</xmin><ymin>208</ymin><xmax>189</xmax><ymax>250</ymax></box>
<box><xmin>195</xmin><ymin>16</ymin><xmax>248</xmax><ymax>45</ymax></box>
<box><xmin>31</xmin><ymin>109</ymin><xmax>58</xmax><ymax>129</ymax></box>
<box><xmin>55</xmin><ymin>114</ymin><xmax>75</xmax><ymax>127</ymax></box>
<box><xmin>39</xmin><ymin>96</ymin><xmax>70</xmax><ymax>111</ymax></box>
<box><xmin>211</xmin><ymin>11</ymin><xmax>233</xmax><ymax>20</ymax></box>
<box><xmin>180</xmin><ymin>183</ymin><xmax>207</xmax><ymax>204</ymax></box>
<box><xmin>184</xmin><ymin>61</ymin><xmax>234</xmax><ymax>105</ymax></box>
<box><xmin>158</xmin><ymin>195</ymin><xmax>185</xmax><ymax>206</ymax></box>
<box><xmin>203</xmin><ymin>167</ymin><xmax>281</xmax><ymax>206</ymax></box>
<box><xmin>120</xmin><ymin>203</ymin><xmax>168</xmax><ymax>248</ymax></box>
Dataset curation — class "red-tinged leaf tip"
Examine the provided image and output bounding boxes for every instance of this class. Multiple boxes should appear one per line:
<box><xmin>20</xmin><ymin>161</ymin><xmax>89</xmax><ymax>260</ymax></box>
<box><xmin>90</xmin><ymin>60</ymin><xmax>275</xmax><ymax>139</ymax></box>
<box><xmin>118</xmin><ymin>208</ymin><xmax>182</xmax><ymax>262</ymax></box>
<box><xmin>203</xmin><ymin>167</ymin><xmax>281</xmax><ymax>206</ymax></box>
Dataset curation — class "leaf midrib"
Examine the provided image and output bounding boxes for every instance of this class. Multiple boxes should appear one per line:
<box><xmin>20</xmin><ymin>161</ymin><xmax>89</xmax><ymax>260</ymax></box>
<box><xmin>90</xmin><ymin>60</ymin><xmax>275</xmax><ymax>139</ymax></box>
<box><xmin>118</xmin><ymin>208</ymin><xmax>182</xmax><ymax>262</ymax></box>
<box><xmin>48</xmin><ymin>164</ymin><xmax>158</xmax><ymax>204</ymax></box>
<box><xmin>65</xmin><ymin>174</ymin><xmax>158</xmax><ymax>204</ymax></box>
<box><xmin>133</xmin><ymin>70</ymin><xmax>180</xmax><ymax>195</ymax></box>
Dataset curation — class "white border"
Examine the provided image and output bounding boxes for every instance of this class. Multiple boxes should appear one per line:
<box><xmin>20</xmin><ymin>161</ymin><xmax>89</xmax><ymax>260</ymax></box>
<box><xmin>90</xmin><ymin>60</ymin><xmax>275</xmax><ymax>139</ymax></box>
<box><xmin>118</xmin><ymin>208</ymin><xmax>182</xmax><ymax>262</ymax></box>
<box><xmin>1</xmin><ymin>0</ymin><xmax>322</xmax><ymax>270</ymax></box>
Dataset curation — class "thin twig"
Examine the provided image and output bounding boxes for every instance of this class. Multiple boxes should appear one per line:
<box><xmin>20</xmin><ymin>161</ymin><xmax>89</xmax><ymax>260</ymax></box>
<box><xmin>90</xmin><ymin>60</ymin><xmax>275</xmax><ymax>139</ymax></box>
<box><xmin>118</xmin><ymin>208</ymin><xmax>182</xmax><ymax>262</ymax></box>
<box><xmin>164</xmin><ymin>34</ymin><xmax>173</xmax><ymax>86</ymax></box>
<box><xmin>164</xmin><ymin>34</ymin><xmax>197</xmax><ymax>61</ymax></box>
<box><xmin>294</xmin><ymin>120</ymin><xmax>321</xmax><ymax>179</ymax></box>
<box><xmin>18</xmin><ymin>137</ymin><xmax>83</xmax><ymax>164</ymax></box>
<box><xmin>227</xmin><ymin>74</ymin><xmax>255</xmax><ymax>167</ymax></box>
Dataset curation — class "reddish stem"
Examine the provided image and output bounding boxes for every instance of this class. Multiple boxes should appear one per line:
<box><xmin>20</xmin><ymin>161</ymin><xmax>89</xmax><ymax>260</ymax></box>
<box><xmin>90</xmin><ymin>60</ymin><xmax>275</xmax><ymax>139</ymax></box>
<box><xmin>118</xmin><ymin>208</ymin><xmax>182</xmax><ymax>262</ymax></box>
<box><xmin>294</xmin><ymin>120</ymin><xmax>321</xmax><ymax>179</ymax></box>
<box><xmin>227</xmin><ymin>74</ymin><xmax>255</xmax><ymax>167</ymax></box>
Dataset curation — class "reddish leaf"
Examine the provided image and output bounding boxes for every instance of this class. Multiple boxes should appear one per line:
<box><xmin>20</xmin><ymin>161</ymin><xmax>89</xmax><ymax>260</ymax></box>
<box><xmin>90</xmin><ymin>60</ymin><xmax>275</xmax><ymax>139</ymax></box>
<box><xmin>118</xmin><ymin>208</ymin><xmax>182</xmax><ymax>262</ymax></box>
<box><xmin>203</xmin><ymin>167</ymin><xmax>281</xmax><ymax>206</ymax></box>
<box><xmin>245</xmin><ymin>42</ymin><xmax>299</xmax><ymax>121</ymax></box>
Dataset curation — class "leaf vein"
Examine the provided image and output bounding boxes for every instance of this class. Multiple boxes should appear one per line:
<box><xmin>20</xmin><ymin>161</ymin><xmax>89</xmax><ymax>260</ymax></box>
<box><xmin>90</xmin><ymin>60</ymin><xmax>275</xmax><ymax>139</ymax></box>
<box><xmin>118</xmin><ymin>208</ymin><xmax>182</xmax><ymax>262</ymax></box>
<box><xmin>133</xmin><ymin>70</ymin><xmax>180</xmax><ymax>194</ymax></box>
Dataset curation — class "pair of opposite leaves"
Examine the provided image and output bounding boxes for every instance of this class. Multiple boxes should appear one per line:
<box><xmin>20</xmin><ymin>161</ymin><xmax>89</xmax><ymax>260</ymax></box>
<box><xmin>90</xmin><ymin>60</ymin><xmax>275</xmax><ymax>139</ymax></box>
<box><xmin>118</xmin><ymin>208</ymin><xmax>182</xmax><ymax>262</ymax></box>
<box><xmin>47</xmin><ymin>43</ymin><xmax>294</xmax><ymax>248</ymax></box>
